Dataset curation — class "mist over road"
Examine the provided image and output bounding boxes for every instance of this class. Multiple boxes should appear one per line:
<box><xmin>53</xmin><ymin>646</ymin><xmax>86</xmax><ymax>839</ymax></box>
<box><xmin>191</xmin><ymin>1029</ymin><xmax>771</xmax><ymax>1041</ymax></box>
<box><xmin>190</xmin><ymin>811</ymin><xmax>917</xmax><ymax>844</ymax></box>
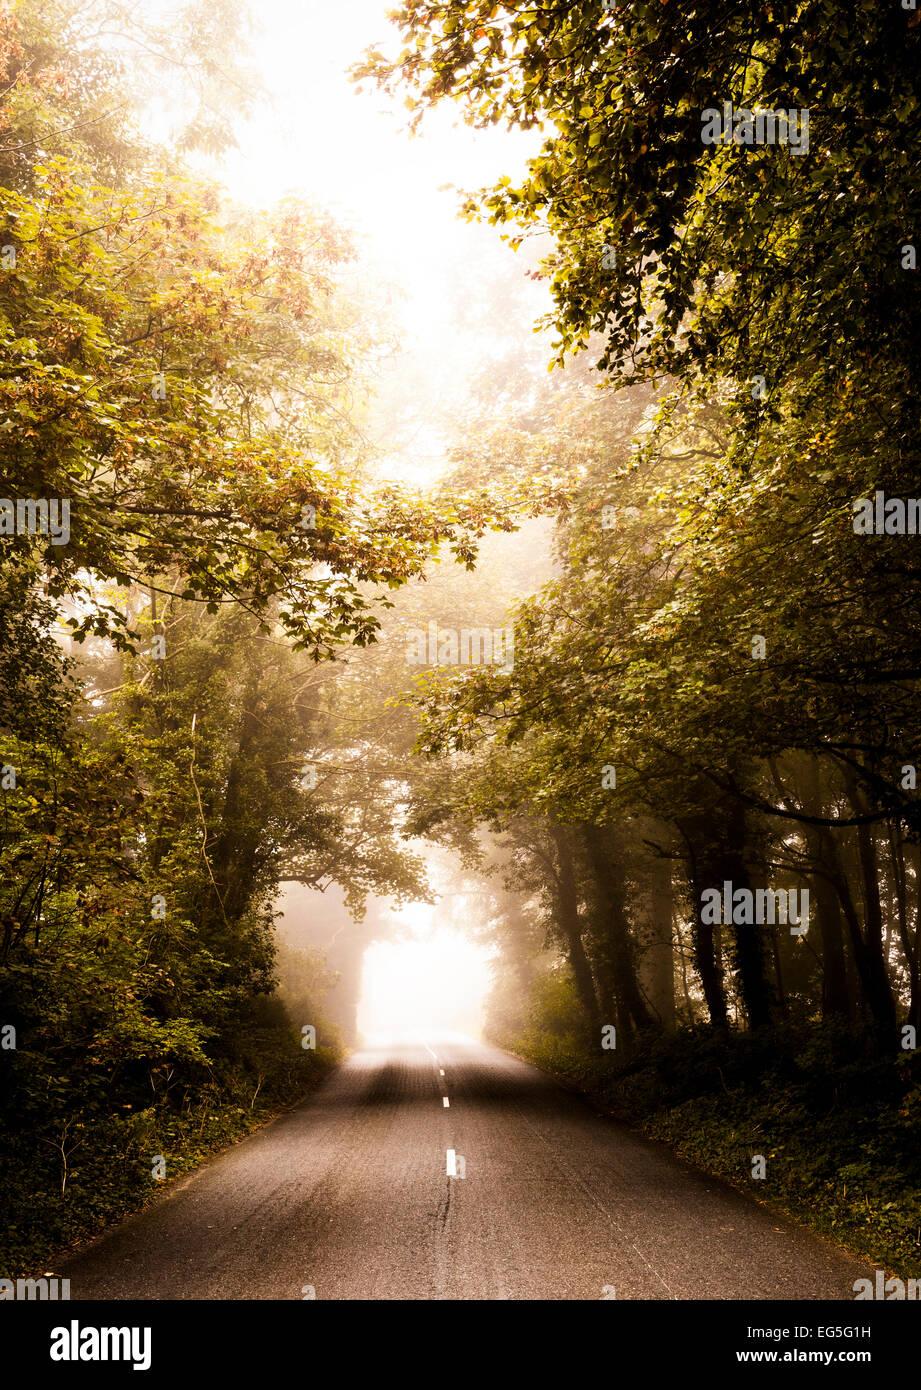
<box><xmin>62</xmin><ymin>1035</ymin><xmax>872</xmax><ymax>1300</ymax></box>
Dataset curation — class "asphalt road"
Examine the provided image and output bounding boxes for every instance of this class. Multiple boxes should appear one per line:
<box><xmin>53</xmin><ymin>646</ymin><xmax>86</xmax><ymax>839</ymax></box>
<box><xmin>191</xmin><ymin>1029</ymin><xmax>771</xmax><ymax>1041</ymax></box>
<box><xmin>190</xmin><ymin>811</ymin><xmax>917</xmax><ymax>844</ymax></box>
<box><xmin>62</xmin><ymin>1033</ymin><xmax>874</xmax><ymax>1300</ymax></box>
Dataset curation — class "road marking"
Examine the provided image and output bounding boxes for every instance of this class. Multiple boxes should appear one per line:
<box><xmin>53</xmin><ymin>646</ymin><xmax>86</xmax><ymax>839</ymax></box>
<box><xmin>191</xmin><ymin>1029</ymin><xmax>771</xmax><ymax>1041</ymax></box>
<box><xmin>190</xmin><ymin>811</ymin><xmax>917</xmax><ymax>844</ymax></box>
<box><xmin>443</xmin><ymin>1096</ymin><xmax>450</xmax><ymax>1107</ymax></box>
<box><xmin>446</xmin><ymin>1148</ymin><xmax>457</xmax><ymax>1176</ymax></box>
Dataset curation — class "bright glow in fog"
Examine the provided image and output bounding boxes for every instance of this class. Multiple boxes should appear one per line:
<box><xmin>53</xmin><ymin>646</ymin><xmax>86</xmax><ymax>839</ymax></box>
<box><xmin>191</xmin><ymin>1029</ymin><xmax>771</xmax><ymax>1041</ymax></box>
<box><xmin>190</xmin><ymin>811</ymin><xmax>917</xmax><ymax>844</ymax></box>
<box><xmin>357</xmin><ymin>909</ymin><xmax>492</xmax><ymax>1041</ymax></box>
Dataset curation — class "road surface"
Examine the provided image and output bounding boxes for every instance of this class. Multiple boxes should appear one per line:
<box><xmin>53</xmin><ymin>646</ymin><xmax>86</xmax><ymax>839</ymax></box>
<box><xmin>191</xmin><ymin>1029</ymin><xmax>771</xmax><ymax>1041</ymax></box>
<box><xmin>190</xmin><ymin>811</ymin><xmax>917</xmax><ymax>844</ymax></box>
<box><xmin>62</xmin><ymin>1034</ymin><xmax>874</xmax><ymax>1300</ymax></box>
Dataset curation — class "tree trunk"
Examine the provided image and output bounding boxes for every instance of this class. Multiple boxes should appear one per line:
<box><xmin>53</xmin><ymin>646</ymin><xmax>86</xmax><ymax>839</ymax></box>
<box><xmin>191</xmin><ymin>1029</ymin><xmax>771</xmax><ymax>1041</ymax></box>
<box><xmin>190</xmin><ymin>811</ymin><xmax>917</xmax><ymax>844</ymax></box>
<box><xmin>581</xmin><ymin>823</ymin><xmax>658</xmax><ymax>1039</ymax></box>
<box><xmin>887</xmin><ymin>823</ymin><xmax>919</xmax><ymax>1032</ymax></box>
<box><xmin>640</xmin><ymin>853</ymin><xmax>676</xmax><ymax>1031</ymax></box>
<box><xmin>677</xmin><ymin>818</ymin><xmax>729</xmax><ymax>1029</ymax></box>
<box><xmin>548</xmin><ymin>822</ymin><xmax>600</xmax><ymax>1035</ymax></box>
<box><xmin>823</xmin><ymin>819</ymin><xmax>897</xmax><ymax>1043</ymax></box>
<box><xmin>799</xmin><ymin>760</ymin><xmax>852</xmax><ymax>1021</ymax></box>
